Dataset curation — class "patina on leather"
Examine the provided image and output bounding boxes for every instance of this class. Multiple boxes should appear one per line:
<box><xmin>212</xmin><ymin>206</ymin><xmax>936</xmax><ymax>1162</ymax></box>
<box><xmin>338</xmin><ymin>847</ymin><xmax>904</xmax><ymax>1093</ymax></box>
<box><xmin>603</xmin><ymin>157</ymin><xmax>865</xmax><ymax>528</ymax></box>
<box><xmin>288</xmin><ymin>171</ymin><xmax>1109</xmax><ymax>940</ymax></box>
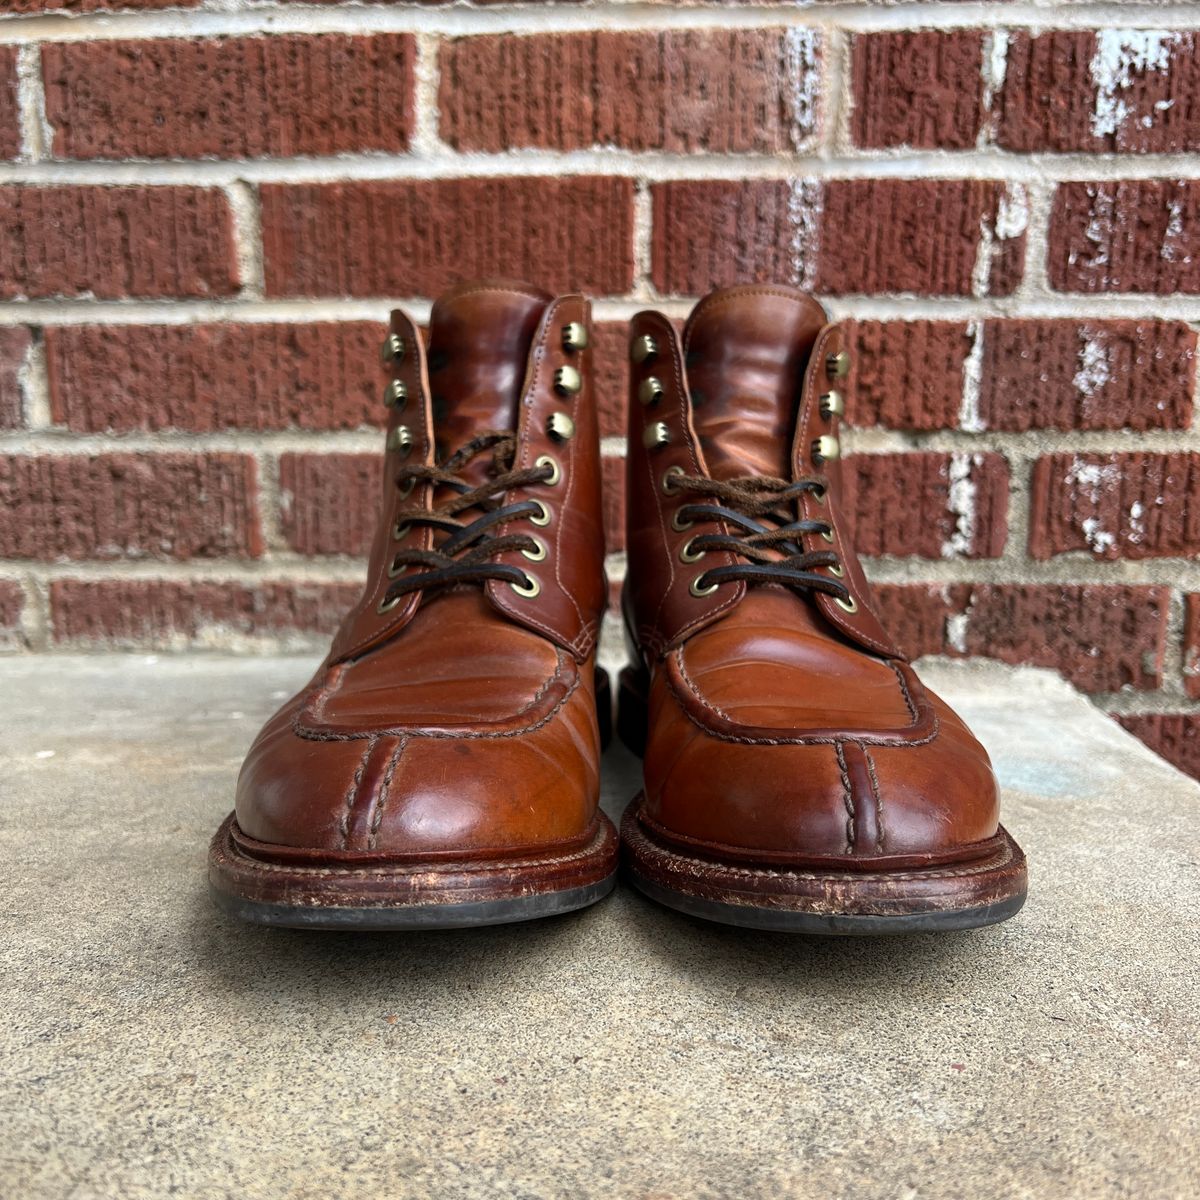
<box><xmin>209</xmin><ymin>280</ymin><xmax>615</xmax><ymax>927</ymax></box>
<box><xmin>620</xmin><ymin>284</ymin><xmax>1027</xmax><ymax>932</ymax></box>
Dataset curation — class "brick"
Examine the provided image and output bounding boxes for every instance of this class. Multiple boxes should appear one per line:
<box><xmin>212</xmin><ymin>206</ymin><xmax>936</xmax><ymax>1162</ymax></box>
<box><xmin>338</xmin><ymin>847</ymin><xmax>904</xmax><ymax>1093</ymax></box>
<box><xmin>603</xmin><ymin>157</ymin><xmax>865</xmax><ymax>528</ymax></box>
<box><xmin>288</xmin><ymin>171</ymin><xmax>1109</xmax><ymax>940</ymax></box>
<box><xmin>792</xmin><ymin>317</ymin><xmax>1198</xmax><ymax>434</ymax></box>
<box><xmin>979</xmin><ymin>320</ymin><xmax>1196</xmax><ymax>432</ymax></box>
<box><xmin>964</xmin><ymin>584</ymin><xmax>1168</xmax><ymax>693</ymax></box>
<box><xmin>847</xmin><ymin>320</ymin><xmax>970</xmax><ymax>431</ymax></box>
<box><xmin>49</xmin><ymin>578</ymin><xmax>360</xmax><ymax>646</ymax></box>
<box><xmin>872</xmin><ymin>582</ymin><xmax>1166</xmax><ymax>693</ymax></box>
<box><xmin>817</xmin><ymin>180</ymin><xmax>1025</xmax><ymax>296</ymax></box>
<box><xmin>1116</xmin><ymin>714</ymin><xmax>1200</xmax><ymax>782</ymax></box>
<box><xmin>439</xmin><ymin>29</ymin><xmax>819</xmax><ymax>153</ymax></box>
<box><xmin>279</xmin><ymin>452</ymin><xmax>382</xmax><ymax>557</ymax></box>
<box><xmin>0</xmin><ymin>578</ymin><xmax>24</xmax><ymax>645</ymax></box>
<box><xmin>851</xmin><ymin>30</ymin><xmax>984</xmax><ymax>149</ymax></box>
<box><xmin>0</xmin><ymin>186</ymin><xmax>238</xmax><ymax>300</ymax></box>
<box><xmin>261</xmin><ymin>177</ymin><xmax>634</xmax><ymax>298</ymax></box>
<box><xmin>1049</xmin><ymin>180</ymin><xmax>1200</xmax><ymax>294</ymax></box>
<box><xmin>43</xmin><ymin>35</ymin><xmax>415</xmax><ymax>161</ymax></box>
<box><xmin>592</xmin><ymin>320</ymin><xmax>629</xmax><ymax>438</ymax></box>
<box><xmin>0</xmin><ymin>453</ymin><xmax>261</xmax><ymax>561</ymax></box>
<box><xmin>0</xmin><ymin>326</ymin><xmax>31</xmax><ymax>429</ymax></box>
<box><xmin>650</xmin><ymin>179</ymin><xmax>1025</xmax><ymax>297</ymax></box>
<box><xmin>46</xmin><ymin>322</ymin><xmax>388</xmax><ymax>433</ymax></box>
<box><xmin>871</xmin><ymin>582</ymin><xmax>972</xmax><ymax>660</ymax></box>
<box><xmin>998</xmin><ymin>31</ymin><xmax>1200</xmax><ymax>154</ymax></box>
<box><xmin>602</xmin><ymin>454</ymin><xmax>624</xmax><ymax>554</ymax></box>
<box><xmin>842</xmin><ymin>451</ymin><xmax>1008</xmax><ymax>559</ymax></box>
<box><xmin>1029</xmin><ymin>452</ymin><xmax>1200</xmax><ymax>561</ymax></box>
<box><xmin>1</xmin><ymin>46</ymin><xmax>18</xmax><ymax>161</ymax></box>
<box><xmin>1184</xmin><ymin>595</ymin><xmax>1200</xmax><ymax>700</ymax></box>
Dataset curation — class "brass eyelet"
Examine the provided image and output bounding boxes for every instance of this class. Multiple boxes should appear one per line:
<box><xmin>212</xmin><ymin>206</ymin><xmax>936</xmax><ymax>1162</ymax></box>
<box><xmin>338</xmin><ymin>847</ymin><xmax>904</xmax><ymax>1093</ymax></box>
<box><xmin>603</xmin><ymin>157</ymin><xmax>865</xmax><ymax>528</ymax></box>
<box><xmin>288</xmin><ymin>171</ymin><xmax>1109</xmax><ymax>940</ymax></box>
<box><xmin>812</xmin><ymin>435</ymin><xmax>840</xmax><ymax>464</ymax></box>
<box><xmin>510</xmin><ymin>574</ymin><xmax>541</xmax><ymax>599</ymax></box>
<box><xmin>380</xmin><ymin>333</ymin><xmax>405</xmax><ymax>367</ymax></box>
<box><xmin>535</xmin><ymin>454</ymin><xmax>561</xmax><ymax>486</ymax></box>
<box><xmin>529</xmin><ymin>500</ymin><xmax>551</xmax><ymax>527</ymax></box>
<box><xmin>819</xmin><ymin>389</ymin><xmax>844</xmax><ymax>420</ymax></box>
<box><xmin>392</xmin><ymin>519</ymin><xmax>410</xmax><ymax>540</ymax></box>
<box><xmin>386</xmin><ymin>556</ymin><xmax>407</xmax><ymax>579</ymax></box>
<box><xmin>388</xmin><ymin>425</ymin><xmax>414</xmax><ymax>457</ymax></box>
<box><xmin>811</xmin><ymin>484</ymin><xmax>827</xmax><ymax>506</ymax></box>
<box><xmin>671</xmin><ymin>509</ymin><xmax>693</xmax><ymax>533</ymax></box>
<box><xmin>638</xmin><ymin>377</ymin><xmax>664</xmax><ymax>407</ymax></box>
<box><xmin>384</xmin><ymin>380</ymin><xmax>407</xmax><ymax>409</ymax></box>
<box><xmin>820</xmin><ymin>527</ymin><xmax>835</xmax><ymax>543</ymax></box>
<box><xmin>396</xmin><ymin>478</ymin><xmax>415</xmax><ymax>501</ymax></box>
<box><xmin>631</xmin><ymin>334</ymin><xmax>658</xmax><ymax>365</ymax></box>
<box><xmin>553</xmin><ymin>366</ymin><xmax>582</xmax><ymax>396</ymax></box>
<box><xmin>521</xmin><ymin>536</ymin><xmax>547</xmax><ymax>562</ymax></box>
<box><xmin>827</xmin><ymin>563</ymin><xmax>845</xmax><ymax>578</ymax></box>
<box><xmin>662</xmin><ymin>465</ymin><xmax>685</xmax><ymax>494</ymax></box>
<box><xmin>562</xmin><ymin>322</ymin><xmax>588</xmax><ymax>352</ymax></box>
<box><xmin>546</xmin><ymin>412</ymin><xmax>575</xmax><ymax>442</ymax></box>
<box><xmin>376</xmin><ymin>594</ymin><xmax>402</xmax><ymax>614</ymax></box>
<box><xmin>835</xmin><ymin>594</ymin><xmax>858</xmax><ymax>614</ymax></box>
<box><xmin>689</xmin><ymin>574</ymin><xmax>719</xmax><ymax>598</ymax></box>
<box><xmin>679</xmin><ymin>536</ymin><xmax>705</xmax><ymax>564</ymax></box>
<box><xmin>826</xmin><ymin>350</ymin><xmax>850</xmax><ymax>380</ymax></box>
<box><xmin>643</xmin><ymin>422</ymin><xmax>670</xmax><ymax>451</ymax></box>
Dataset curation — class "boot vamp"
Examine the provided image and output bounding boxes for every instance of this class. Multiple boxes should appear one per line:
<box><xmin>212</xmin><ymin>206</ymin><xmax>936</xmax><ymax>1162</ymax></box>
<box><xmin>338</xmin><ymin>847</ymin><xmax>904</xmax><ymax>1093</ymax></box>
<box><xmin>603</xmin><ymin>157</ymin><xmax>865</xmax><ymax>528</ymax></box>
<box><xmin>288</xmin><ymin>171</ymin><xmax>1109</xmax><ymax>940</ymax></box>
<box><xmin>677</xmin><ymin>589</ymin><xmax>914</xmax><ymax>733</ymax></box>
<box><xmin>644</xmin><ymin>589</ymin><xmax>1001</xmax><ymax>864</ymax></box>
<box><xmin>315</xmin><ymin>592</ymin><xmax>563</xmax><ymax>729</ymax></box>
<box><xmin>235</xmin><ymin>593</ymin><xmax>600</xmax><ymax>856</ymax></box>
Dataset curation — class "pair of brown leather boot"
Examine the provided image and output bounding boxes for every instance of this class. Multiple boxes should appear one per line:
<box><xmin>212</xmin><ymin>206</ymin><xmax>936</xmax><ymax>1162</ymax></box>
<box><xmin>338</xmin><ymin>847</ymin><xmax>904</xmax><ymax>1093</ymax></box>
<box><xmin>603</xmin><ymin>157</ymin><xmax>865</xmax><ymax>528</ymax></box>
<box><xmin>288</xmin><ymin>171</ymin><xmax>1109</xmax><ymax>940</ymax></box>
<box><xmin>209</xmin><ymin>281</ymin><xmax>1027</xmax><ymax>935</ymax></box>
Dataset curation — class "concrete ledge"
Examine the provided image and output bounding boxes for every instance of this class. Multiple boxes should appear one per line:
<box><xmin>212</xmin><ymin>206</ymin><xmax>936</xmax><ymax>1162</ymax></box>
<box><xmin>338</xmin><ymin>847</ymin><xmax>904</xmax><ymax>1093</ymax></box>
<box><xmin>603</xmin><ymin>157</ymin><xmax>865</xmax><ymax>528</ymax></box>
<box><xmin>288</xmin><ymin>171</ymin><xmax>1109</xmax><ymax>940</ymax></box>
<box><xmin>1</xmin><ymin>655</ymin><xmax>1197</xmax><ymax>1198</ymax></box>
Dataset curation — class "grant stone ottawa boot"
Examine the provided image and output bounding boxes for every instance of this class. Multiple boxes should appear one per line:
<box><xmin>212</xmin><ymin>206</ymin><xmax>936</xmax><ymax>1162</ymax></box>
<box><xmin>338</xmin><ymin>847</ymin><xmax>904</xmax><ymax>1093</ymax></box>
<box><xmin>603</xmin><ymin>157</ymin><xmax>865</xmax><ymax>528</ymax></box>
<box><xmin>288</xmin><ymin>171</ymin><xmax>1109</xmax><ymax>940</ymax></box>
<box><xmin>617</xmin><ymin>284</ymin><xmax>1028</xmax><ymax>934</ymax></box>
<box><xmin>209</xmin><ymin>281</ymin><xmax>616</xmax><ymax>928</ymax></box>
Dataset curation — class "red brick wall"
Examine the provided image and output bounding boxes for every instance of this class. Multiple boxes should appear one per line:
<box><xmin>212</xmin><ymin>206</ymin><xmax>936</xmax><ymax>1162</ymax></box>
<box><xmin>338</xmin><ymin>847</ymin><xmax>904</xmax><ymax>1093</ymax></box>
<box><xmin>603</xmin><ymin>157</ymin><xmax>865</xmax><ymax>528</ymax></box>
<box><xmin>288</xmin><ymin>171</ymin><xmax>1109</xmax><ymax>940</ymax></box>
<box><xmin>0</xmin><ymin>6</ymin><xmax>1198</xmax><ymax>775</ymax></box>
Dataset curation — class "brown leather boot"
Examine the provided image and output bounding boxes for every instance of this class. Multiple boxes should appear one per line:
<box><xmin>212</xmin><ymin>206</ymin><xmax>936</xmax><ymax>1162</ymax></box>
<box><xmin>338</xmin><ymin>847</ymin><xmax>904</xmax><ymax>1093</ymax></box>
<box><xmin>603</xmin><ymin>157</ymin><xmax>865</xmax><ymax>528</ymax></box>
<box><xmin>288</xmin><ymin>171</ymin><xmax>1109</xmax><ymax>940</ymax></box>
<box><xmin>618</xmin><ymin>285</ymin><xmax>1027</xmax><ymax>934</ymax></box>
<box><xmin>209</xmin><ymin>281</ymin><xmax>616</xmax><ymax>928</ymax></box>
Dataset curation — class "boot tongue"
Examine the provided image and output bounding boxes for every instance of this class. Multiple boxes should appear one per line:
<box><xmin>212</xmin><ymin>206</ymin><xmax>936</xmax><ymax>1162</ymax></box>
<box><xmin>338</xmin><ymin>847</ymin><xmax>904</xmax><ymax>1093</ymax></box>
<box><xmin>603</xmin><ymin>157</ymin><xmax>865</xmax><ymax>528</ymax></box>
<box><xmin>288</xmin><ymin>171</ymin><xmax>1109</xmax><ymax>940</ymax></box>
<box><xmin>682</xmin><ymin>285</ymin><xmax>828</xmax><ymax>481</ymax></box>
<box><xmin>425</xmin><ymin>281</ymin><xmax>553</xmax><ymax>479</ymax></box>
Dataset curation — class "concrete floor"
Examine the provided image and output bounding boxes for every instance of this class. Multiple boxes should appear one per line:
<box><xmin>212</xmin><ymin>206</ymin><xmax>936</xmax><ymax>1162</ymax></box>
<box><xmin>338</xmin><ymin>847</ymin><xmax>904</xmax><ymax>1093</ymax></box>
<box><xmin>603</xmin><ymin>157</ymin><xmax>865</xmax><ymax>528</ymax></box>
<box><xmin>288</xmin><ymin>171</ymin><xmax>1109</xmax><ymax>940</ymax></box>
<box><xmin>1</xmin><ymin>654</ymin><xmax>1197</xmax><ymax>1199</ymax></box>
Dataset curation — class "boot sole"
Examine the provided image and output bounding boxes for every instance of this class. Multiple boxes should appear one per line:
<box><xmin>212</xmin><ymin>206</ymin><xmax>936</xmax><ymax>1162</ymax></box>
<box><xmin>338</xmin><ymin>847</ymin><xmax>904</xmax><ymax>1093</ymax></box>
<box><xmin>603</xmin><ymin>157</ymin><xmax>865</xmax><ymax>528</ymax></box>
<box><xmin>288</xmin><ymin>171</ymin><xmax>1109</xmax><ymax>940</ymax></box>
<box><xmin>621</xmin><ymin>795</ymin><xmax>1026</xmax><ymax>935</ymax></box>
<box><xmin>616</xmin><ymin>665</ymin><xmax>1028</xmax><ymax>935</ymax></box>
<box><xmin>208</xmin><ymin>812</ymin><xmax>619</xmax><ymax>931</ymax></box>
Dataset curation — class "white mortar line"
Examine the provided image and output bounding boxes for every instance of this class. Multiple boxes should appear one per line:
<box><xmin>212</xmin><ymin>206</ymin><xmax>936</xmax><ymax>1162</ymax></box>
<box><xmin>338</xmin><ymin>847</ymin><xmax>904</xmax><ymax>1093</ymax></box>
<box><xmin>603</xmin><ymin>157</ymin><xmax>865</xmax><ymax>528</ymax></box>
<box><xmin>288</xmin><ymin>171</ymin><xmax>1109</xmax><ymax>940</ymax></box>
<box><xmin>4</xmin><ymin>552</ymin><xmax>1198</xmax><ymax>592</ymax></box>
<box><xmin>846</xmin><ymin>427</ymin><xmax>1200</xmax><ymax>455</ymax></box>
<box><xmin>4</xmin><ymin>149</ymin><xmax>1200</xmax><ymax>185</ymax></box>
<box><xmin>978</xmin><ymin>28</ymin><xmax>1010</xmax><ymax>150</ymax></box>
<box><xmin>825</xmin><ymin>26</ymin><xmax>852</xmax><ymax>157</ymax></box>
<box><xmin>15</xmin><ymin>44</ymin><xmax>51</xmax><ymax>162</ymax></box>
<box><xmin>16</xmin><ymin>328</ymin><xmax>52</xmax><ymax>429</ymax></box>
<box><xmin>861</xmin><ymin>556</ymin><xmax>1200</xmax><ymax>588</ymax></box>
<box><xmin>1015</xmin><ymin>178</ymin><xmax>1057</xmax><ymax>302</ymax></box>
<box><xmin>0</xmin><ymin>560</ymin><xmax>371</xmax><ymax>582</ymax></box>
<box><xmin>17</xmin><ymin>572</ymin><xmax>50</xmax><ymax>652</ymax></box>
<box><xmin>631</xmin><ymin>180</ymin><xmax>656</xmax><ymax>302</ymax></box>
<box><xmin>0</xmin><ymin>429</ymin><xmax>392</xmax><ymax>452</ymax></box>
<box><xmin>5</xmin><ymin>2</ymin><xmax>1200</xmax><ymax>43</ymax></box>
<box><xmin>255</xmin><ymin>450</ymin><xmax>287</xmax><ymax>553</ymax></box>
<box><xmin>1</xmin><ymin>295</ymin><xmax>1198</xmax><ymax>326</ymax></box>
<box><xmin>224</xmin><ymin>180</ymin><xmax>265</xmax><ymax>298</ymax></box>
<box><xmin>410</xmin><ymin>32</ymin><xmax>444</xmax><ymax>158</ymax></box>
<box><xmin>3</xmin><ymin>426</ymin><xmax>1199</xmax><ymax>459</ymax></box>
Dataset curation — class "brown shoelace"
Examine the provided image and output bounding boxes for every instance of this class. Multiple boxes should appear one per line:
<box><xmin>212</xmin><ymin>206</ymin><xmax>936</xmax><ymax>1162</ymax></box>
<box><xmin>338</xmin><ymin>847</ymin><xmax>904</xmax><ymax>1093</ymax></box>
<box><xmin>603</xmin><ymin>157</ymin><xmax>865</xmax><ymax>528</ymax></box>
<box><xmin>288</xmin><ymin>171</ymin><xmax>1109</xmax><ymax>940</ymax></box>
<box><xmin>665</xmin><ymin>472</ymin><xmax>852</xmax><ymax>601</ymax></box>
<box><xmin>380</xmin><ymin>431</ymin><xmax>551</xmax><ymax>605</ymax></box>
